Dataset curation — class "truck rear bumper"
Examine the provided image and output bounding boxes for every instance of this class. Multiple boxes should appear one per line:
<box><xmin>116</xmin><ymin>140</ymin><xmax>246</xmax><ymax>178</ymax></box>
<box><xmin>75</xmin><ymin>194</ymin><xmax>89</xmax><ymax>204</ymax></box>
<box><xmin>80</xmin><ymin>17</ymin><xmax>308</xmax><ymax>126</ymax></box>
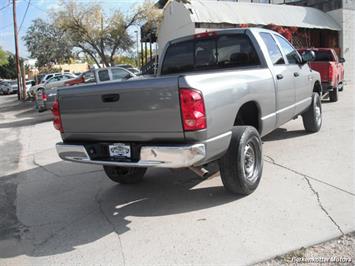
<box><xmin>56</xmin><ymin>143</ymin><xmax>206</xmax><ymax>168</ymax></box>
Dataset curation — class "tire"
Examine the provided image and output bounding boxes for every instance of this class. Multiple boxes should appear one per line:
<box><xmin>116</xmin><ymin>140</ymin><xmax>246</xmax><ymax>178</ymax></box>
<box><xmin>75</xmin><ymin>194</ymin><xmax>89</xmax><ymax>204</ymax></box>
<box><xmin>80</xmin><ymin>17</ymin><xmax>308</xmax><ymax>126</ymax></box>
<box><xmin>329</xmin><ymin>87</ymin><xmax>338</xmax><ymax>102</ymax></box>
<box><xmin>103</xmin><ymin>166</ymin><xmax>147</xmax><ymax>184</ymax></box>
<box><xmin>218</xmin><ymin>126</ymin><xmax>263</xmax><ymax>195</ymax></box>
<box><xmin>302</xmin><ymin>92</ymin><xmax>322</xmax><ymax>133</ymax></box>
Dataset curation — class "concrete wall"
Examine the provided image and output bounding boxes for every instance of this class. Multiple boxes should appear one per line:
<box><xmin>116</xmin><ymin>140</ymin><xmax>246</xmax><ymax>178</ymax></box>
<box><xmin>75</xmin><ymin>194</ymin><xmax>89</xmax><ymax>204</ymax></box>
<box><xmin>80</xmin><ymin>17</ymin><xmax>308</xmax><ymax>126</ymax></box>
<box><xmin>157</xmin><ymin>1</ymin><xmax>195</xmax><ymax>55</ymax></box>
<box><xmin>328</xmin><ymin>1</ymin><xmax>355</xmax><ymax>85</ymax></box>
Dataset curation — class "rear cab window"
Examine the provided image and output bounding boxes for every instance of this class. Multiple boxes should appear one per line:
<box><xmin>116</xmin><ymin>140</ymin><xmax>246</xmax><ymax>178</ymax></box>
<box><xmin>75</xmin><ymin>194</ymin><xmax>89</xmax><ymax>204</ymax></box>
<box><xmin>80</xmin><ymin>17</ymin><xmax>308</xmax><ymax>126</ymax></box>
<box><xmin>314</xmin><ymin>50</ymin><xmax>335</xmax><ymax>62</ymax></box>
<box><xmin>161</xmin><ymin>33</ymin><xmax>261</xmax><ymax>75</ymax></box>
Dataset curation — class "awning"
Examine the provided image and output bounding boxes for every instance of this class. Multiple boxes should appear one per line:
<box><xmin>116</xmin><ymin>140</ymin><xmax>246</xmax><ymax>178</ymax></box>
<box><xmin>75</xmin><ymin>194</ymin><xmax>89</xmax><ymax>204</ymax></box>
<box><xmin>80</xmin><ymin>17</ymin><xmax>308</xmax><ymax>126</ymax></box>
<box><xmin>185</xmin><ymin>1</ymin><xmax>341</xmax><ymax>31</ymax></box>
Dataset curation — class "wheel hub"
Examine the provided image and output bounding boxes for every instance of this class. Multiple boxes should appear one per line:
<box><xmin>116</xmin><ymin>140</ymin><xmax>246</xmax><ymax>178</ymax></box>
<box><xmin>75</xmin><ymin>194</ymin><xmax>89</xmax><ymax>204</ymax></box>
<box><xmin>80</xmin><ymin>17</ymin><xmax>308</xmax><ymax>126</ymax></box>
<box><xmin>244</xmin><ymin>143</ymin><xmax>256</xmax><ymax>180</ymax></box>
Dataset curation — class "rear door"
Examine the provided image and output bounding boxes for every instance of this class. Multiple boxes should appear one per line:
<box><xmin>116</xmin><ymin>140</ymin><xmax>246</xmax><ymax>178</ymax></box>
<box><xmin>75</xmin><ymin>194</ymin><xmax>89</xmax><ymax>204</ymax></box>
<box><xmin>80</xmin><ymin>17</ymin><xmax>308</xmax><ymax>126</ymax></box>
<box><xmin>274</xmin><ymin>35</ymin><xmax>311</xmax><ymax>115</ymax></box>
<box><xmin>260</xmin><ymin>32</ymin><xmax>295</xmax><ymax>127</ymax></box>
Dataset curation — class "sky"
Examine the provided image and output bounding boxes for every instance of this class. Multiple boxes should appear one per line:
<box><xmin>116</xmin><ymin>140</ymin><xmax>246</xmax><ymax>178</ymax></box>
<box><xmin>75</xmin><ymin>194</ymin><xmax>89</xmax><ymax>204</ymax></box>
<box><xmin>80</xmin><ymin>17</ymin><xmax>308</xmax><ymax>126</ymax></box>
<box><xmin>0</xmin><ymin>0</ymin><xmax>145</xmax><ymax>58</ymax></box>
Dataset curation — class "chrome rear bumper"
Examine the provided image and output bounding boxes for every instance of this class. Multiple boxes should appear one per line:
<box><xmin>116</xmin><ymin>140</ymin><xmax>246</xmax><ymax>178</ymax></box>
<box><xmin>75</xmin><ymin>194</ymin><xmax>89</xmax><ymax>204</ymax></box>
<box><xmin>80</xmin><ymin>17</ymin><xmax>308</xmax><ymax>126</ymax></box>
<box><xmin>56</xmin><ymin>143</ymin><xmax>206</xmax><ymax>168</ymax></box>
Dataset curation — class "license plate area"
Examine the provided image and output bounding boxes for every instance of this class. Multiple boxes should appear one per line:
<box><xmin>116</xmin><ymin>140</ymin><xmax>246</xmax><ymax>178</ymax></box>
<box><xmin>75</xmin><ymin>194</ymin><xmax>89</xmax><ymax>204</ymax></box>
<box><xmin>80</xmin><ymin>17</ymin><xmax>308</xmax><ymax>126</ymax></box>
<box><xmin>84</xmin><ymin>143</ymin><xmax>140</xmax><ymax>162</ymax></box>
<box><xmin>108</xmin><ymin>143</ymin><xmax>131</xmax><ymax>158</ymax></box>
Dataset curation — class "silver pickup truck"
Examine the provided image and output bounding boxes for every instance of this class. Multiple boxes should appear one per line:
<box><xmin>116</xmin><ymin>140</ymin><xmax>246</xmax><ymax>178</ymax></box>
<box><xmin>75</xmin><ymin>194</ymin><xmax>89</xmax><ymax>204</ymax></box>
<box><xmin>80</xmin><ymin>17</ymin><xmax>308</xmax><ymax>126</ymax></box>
<box><xmin>54</xmin><ymin>28</ymin><xmax>322</xmax><ymax>195</ymax></box>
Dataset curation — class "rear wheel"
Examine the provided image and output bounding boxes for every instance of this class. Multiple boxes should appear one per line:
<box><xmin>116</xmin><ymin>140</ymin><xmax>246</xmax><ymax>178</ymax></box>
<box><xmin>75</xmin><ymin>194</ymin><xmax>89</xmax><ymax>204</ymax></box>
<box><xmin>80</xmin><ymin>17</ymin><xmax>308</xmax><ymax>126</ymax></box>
<box><xmin>302</xmin><ymin>92</ymin><xmax>322</xmax><ymax>132</ymax></box>
<box><xmin>329</xmin><ymin>87</ymin><xmax>338</xmax><ymax>102</ymax></box>
<box><xmin>103</xmin><ymin>166</ymin><xmax>147</xmax><ymax>184</ymax></box>
<box><xmin>219</xmin><ymin>126</ymin><xmax>263</xmax><ymax>195</ymax></box>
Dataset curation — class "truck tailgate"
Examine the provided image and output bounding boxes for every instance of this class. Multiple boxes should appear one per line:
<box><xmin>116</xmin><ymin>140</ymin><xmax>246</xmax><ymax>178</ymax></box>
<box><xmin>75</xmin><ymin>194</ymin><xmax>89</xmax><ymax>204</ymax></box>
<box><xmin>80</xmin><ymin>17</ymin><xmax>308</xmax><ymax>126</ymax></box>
<box><xmin>309</xmin><ymin>62</ymin><xmax>332</xmax><ymax>82</ymax></box>
<box><xmin>58</xmin><ymin>77</ymin><xmax>185</xmax><ymax>142</ymax></box>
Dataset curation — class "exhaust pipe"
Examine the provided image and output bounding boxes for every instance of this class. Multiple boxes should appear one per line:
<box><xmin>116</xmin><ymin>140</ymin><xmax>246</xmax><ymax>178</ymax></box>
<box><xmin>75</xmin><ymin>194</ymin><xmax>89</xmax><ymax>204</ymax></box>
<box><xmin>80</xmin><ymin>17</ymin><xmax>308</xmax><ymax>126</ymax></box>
<box><xmin>189</xmin><ymin>166</ymin><xmax>209</xmax><ymax>178</ymax></box>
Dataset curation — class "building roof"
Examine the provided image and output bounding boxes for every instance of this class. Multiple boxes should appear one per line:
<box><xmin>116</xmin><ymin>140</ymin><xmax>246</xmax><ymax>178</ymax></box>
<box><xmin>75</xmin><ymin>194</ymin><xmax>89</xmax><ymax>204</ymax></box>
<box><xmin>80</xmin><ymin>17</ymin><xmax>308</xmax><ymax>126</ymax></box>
<box><xmin>185</xmin><ymin>0</ymin><xmax>341</xmax><ymax>31</ymax></box>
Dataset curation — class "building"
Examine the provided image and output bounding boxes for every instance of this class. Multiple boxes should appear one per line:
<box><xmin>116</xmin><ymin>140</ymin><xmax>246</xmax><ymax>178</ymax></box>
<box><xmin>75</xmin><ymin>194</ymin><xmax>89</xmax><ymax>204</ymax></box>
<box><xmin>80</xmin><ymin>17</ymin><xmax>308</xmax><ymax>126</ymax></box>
<box><xmin>141</xmin><ymin>0</ymin><xmax>353</xmax><ymax>84</ymax></box>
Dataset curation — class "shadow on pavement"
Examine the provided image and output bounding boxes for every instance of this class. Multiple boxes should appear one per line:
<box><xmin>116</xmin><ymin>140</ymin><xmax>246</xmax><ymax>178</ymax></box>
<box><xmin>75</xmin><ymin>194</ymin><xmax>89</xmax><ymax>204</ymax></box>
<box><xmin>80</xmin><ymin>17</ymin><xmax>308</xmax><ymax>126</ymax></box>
<box><xmin>0</xmin><ymin>115</ymin><xmax>52</xmax><ymax>129</ymax></box>
<box><xmin>0</xmin><ymin>161</ymin><xmax>239</xmax><ymax>258</ymax></box>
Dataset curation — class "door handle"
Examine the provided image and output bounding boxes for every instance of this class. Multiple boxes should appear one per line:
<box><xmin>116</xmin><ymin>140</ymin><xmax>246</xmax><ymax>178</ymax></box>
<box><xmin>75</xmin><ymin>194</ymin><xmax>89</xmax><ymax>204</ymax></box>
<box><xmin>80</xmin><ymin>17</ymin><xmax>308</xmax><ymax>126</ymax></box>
<box><xmin>101</xmin><ymin>94</ymin><xmax>120</xmax><ymax>103</ymax></box>
<box><xmin>276</xmin><ymin>74</ymin><xmax>284</xmax><ymax>80</ymax></box>
<box><xmin>294</xmin><ymin>72</ymin><xmax>300</xmax><ymax>77</ymax></box>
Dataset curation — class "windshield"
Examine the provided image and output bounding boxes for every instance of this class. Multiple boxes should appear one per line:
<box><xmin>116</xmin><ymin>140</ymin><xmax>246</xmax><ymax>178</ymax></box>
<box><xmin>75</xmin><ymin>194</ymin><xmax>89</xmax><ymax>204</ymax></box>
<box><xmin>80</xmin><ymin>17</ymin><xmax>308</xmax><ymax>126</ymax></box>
<box><xmin>161</xmin><ymin>34</ymin><xmax>260</xmax><ymax>75</ymax></box>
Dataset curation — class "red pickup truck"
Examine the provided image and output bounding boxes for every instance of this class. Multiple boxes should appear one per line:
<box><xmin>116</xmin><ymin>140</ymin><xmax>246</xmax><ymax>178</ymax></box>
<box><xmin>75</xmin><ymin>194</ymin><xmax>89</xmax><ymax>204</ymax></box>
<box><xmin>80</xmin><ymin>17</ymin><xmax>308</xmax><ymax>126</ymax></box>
<box><xmin>298</xmin><ymin>48</ymin><xmax>345</xmax><ymax>102</ymax></box>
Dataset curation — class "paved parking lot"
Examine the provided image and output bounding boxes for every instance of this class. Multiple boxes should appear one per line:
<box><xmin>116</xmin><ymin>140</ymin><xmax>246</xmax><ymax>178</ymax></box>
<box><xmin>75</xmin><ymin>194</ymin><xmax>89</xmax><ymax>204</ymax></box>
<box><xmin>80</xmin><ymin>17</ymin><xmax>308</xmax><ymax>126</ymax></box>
<box><xmin>0</xmin><ymin>87</ymin><xmax>354</xmax><ymax>265</ymax></box>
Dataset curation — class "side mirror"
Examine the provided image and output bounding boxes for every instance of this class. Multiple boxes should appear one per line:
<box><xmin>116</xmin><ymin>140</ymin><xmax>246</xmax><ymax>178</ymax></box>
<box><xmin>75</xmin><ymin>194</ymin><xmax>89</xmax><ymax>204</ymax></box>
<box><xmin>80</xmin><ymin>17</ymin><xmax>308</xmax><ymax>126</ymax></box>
<box><xmin>339</xmin><ymin>57</ymin><xmax>345</xmax><ymax>63</ymax></box>
<box><xmin>301</xmin><ymin>50</ymin><xmax>316</xmax><ymax>64</ymax></box>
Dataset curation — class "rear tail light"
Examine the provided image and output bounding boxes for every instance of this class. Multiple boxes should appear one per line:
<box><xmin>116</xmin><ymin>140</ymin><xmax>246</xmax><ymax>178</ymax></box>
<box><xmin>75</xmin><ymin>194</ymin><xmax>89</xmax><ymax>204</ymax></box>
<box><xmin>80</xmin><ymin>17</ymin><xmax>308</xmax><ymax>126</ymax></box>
<box><xmin>179</xmin><ymin>88</ymin><xmax>206</xmax><ymax>131</ymax></box>
<box><xmin>52</xmin><ymin>99</ymin><xmax>63</xmax><ymax>133</ymax></box>
<box><xmin>329</xmin><ymin>66</ymin><xmax>333</xmax><ymax>80</ymax></box>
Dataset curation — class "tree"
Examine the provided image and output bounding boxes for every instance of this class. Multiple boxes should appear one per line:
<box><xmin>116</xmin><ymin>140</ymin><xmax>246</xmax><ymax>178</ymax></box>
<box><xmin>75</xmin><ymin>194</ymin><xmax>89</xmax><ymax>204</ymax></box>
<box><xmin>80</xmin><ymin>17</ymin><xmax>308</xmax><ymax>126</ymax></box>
<box><xmin>54</xmin><ymin>0</ymin><xmax>159</xmax><ymax>67</ymax></box>
<box><xmin>0</xmin><ymin>54</ymin><xmax>18</xmax><ymax>79</ymax></box>
<box><xmin>0</xmin><ymin>46</ymin><xmax>8</xmax><ymax>66</ymax></box>
<box><xmin>23</xmin><ymin>18</ymin><xmax>73</xmax><ymax>67</ymax></box>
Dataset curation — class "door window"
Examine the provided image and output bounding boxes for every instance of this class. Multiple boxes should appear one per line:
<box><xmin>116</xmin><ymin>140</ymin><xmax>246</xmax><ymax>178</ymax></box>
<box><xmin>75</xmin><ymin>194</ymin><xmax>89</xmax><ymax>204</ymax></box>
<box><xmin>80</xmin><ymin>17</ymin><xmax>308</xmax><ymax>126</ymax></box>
<box><xmin>98</xmin><ymin>70</ymin><xmax>110</xmax><ymax>81</ymax></box>
<box><xmin>83</xmin><ymin>71</ymin><xmax>96</xmax><ymax>83</ymax></box>
<box><xmin>260</xmin><ymin>33</ymin><xmax>285</xmax><ymax>65</ymax></box>
<box><xmin>274</xmin><ymin>35</ymin><xmax>301</xmax><ymax>64</ymax></box>
<box><xmin>111</xmin><ymin>68</ymin><xmax>130</xmax><ymax>80</ymax></box>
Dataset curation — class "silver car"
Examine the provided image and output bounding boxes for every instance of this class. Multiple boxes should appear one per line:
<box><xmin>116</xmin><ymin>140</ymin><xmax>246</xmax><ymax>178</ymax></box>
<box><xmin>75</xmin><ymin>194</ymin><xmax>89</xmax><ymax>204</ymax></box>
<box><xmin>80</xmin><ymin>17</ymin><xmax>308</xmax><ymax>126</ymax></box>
<box><xmin>0</xmin><ymin>80</ymin><xmax>17</xmax><ymax>95</ymax></box>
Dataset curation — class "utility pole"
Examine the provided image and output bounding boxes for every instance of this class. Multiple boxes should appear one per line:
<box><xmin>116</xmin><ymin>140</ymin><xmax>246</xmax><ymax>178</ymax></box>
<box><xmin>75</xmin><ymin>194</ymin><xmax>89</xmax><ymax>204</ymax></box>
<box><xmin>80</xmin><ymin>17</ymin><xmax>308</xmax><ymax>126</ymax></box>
<box><xmin>12</xmin><ymin>0</ymin><xmax>22</xmax><ymax>100</ymax></box>
<box><xmin>135</xmin><ymin>30</ymin><xmax>139</xmax><ymax>68</ymax></box>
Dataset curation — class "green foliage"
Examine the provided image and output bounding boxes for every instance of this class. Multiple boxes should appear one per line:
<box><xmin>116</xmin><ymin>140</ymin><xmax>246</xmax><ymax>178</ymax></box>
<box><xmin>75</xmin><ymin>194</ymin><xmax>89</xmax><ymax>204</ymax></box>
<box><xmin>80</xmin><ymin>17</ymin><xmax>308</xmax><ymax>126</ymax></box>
<box><xmin>54</xmin><ymin>0</ymin><xmax>159</xmax><ymax>67</ymax></box>
<box><xmin>38</xmin><ymin>66</ymin><xmax>62</xmax><ymax>75</ymax></box>
<box><xmin>0</xmin><ymin>54</ymin><xmax>18</xmax><ymax>79</ymax></box>
<box><xmin>0</xmin><ymin>47</ymin><xmax>8</xmax><ymax>66</ymax></box>
<box><xmin>23</xmin><ymin>19</ymin><xmax>73</xmax><ymax>67</ymax></box>
<box><xmin>113</xmin><ymin>56</ymin><xmax>137</xmax><ymax>67</ymax></box>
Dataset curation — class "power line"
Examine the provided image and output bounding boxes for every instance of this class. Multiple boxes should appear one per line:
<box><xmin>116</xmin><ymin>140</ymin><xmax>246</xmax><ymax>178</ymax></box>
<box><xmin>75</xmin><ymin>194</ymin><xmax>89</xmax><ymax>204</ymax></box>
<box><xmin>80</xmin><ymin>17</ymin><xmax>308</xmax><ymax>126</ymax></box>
<box><xmin>0</xmin><ymin>3</ymin><xmax>10</xmax><ymax>12</ymax></box>
<box><xmin>28</xmin><ymin>0</ymin><xmax>47</xmax><ymax>13</ymax></box>
<box><xmin>18</xmin><ymin>0</ymin><xmax>31</xmax><ymax>32</ymax></box>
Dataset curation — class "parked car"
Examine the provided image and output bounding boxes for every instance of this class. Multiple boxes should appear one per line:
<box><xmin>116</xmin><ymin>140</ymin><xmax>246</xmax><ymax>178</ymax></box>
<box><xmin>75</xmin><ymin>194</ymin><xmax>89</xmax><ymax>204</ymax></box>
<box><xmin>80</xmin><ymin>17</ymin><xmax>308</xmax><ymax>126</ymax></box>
<box><xmin>115</xmin><ymin>64</ymin><xmax>141</xmax><ymax>75</ymax></box>
<box><xmin>38</xmin><ymin>67</ymin><xmax>137</xmax><ymax>112</ymax></box>
<box><xmin>54</xmin><ymin>28</ymin><xmax>322</xmax><ymax>195</ymax></box>
<box><xmin>0</xmin><ymin>81</ymin><xmax>11</xmax><ymax>95</ymax></box>
<box><xmin>34</xmin><ymin>74</ymin><xmax>77</xmax><ymax>112</ymax></box>
<box><xmin>0</xmin><ymin>80</ymin><xmax>18</xmax><ymax>95</ymax></box>
<box><xmin>39</xmin><ymin>73</ymin><xmax>63</xmax><ymax>84</ymax></box>
<box><xmin>298</xmin><ymin>48</ymin><xmax>345</xmax><ymax>102</ymax></box>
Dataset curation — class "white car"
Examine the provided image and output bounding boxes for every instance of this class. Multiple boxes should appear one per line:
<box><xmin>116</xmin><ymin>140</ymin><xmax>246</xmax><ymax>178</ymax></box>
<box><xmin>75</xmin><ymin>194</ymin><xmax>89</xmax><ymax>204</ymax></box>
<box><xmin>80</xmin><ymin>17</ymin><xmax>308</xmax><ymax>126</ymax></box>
<box><xmin>29</xmin><ymin>74</ymin><xmax>76</xmax><ymax>96</ymax></box>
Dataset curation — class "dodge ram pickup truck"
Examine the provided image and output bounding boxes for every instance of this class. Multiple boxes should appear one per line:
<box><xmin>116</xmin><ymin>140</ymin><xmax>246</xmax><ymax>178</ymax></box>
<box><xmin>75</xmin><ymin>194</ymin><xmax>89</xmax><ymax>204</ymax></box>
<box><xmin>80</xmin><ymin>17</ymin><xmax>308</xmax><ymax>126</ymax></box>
<box><xmin>298</xmin><ymin>48</ymin><xmax>345</xmax><ymax>102</ymax></box>
<box><xmin>54</xmin><ymin>28</ymin><xmax>322</xmax><ymax>195</ymax></box>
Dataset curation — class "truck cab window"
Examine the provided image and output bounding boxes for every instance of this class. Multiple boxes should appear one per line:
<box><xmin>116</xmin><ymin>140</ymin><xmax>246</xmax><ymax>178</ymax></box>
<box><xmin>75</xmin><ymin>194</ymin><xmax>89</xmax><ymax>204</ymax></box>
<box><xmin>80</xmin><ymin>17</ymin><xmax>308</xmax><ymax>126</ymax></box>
<box><xmin>98</xmin><ymin>70</ymin><xmax>110</xmax><ymax>82</ymax></box>
<box><xmin>195</xmin><ymin>39</ymin><xmax>217</xmax><ymax>68</ymax></box>
<box><xmin>274</xmin><ymin>35</ymin><xmax>301</xmax><ymax>64</ymax></box>
<box><xmin>161</xmin><ymin>41</ymin><xmax>194</xmax><ymax>75</ymax></box>
<box><xmin>161</xmin><ymin>34</ymin><xmax>260</xmax><ymax>75</ymax></box>
<box><xmin>260</xmin><ymin>33</ymin><xmax>285</xmax><ymax>65</ymax></box>
<box><xmin>83</xmin><ymin>71</ymin><xmax>96</xmax><ymax>83</ymax></box>
<box><xmin>217</xmin><ymin>35</ymin><xmax>260</xmax><ymax>67</ymax></box>
<box><xmin>111</xmin><ymin>68</ymin><xmax>130</xmax><ymax>80</ymax></box>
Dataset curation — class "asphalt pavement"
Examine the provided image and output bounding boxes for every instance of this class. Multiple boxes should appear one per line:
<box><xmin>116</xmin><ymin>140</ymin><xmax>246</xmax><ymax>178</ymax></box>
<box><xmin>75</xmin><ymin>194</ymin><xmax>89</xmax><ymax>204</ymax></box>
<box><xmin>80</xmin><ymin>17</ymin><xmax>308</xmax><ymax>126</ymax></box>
<box><xmin>0</xmin><ymin>87</ymin><xmax>354</xmax><ymax>265</ymax></box>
